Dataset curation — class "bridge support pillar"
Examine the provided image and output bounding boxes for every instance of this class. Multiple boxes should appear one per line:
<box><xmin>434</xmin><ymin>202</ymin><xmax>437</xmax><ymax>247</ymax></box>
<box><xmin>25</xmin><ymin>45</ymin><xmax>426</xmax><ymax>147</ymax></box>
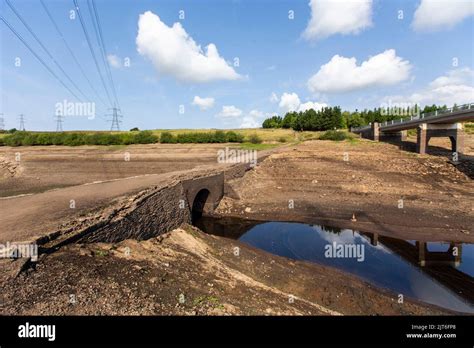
<box><xmin>416</xmin><ymin>124</ymin><xmax>428</xmax><ymax>154</ymax></box>
<box><xmin>417</xmin><ymin>123</ymin><xmax>464</xmax><ymax>155</ymax></box>
<box><xmin>417</xmin><ymin>241</ymin><xmax>426</xmax><ymax>267</ymax></box>
<box><xmin>369</xmin><ymin>233</ymin><xmax>378</xmax><ymax>246</ymax></box>
<box><xmin>371</xmin><ymin>122</ymin><xmax>379</xmax><ymax>141</ymax></box>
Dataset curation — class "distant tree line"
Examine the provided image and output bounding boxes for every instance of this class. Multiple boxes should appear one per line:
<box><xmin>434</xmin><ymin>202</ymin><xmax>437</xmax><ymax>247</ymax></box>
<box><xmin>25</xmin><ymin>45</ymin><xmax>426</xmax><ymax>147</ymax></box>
<box><xmin>0</xmin><ymin>130</ymin><xmax>246</xmax><ymax>146</ymax></box>
<box><xmin>262</xmin><ymin>104</ymin><xmax>450</xmax><ymax>130</ymax></box>
<box><xmin>263</xmin><ymin>107</ymin><xmax>345</xmax><ymax>131</ymax></box>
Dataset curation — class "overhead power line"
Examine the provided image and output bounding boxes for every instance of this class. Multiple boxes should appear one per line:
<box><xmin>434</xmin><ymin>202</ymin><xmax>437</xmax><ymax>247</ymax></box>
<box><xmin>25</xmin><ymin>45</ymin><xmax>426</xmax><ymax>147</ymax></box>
<box><xmin>87</xmin><ymin>0</ymin><xmax>120</xmax><ymax>109</ymax></box>
<box><xmin>5</xmin><ymin>0</ymin><xmax>90</xmax><ymax>102</ymax></box>
<box><xmin>0</xmin><ymin>15</ymin><xmax>82</xmax><ymax>101</ymax></box>
<box><xmin>89</xmin><ymin>0</ymin><xmax>120</xmax><ymax>110</ymax></box>
<box><xmin>39</xmin><ymin>0</ymin><xmax>108</xmax><ymax>108</ymax></box>
<box><xmin>72</xmin><ymin>0</ymin><xmax>113</xmax><ymax>107</ymax></box>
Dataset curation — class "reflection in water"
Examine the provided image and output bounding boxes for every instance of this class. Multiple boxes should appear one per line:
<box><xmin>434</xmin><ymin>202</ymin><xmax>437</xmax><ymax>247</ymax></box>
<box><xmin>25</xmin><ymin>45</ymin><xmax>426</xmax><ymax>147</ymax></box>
<box><xmin>195</xmin><ymin>217</ymin><xmax>474</xmax><ymax>314</ymax></box>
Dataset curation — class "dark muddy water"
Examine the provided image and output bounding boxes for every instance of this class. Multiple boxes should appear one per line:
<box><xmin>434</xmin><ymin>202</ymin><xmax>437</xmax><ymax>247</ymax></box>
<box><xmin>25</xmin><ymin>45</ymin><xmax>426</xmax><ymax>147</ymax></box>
<box><xmin>195</xmin><ymin>217</ymin><xmax>474</xmax><ymax>313</ymax></box>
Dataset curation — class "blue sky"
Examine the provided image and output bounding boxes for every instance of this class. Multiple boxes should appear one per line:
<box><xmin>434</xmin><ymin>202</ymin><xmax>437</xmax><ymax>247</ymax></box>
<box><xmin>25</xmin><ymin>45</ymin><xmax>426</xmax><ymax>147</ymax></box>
<box><xmin>1</xmin><ymin>0</ymin><xmax>473</xmax><ymax>131</ymax></box>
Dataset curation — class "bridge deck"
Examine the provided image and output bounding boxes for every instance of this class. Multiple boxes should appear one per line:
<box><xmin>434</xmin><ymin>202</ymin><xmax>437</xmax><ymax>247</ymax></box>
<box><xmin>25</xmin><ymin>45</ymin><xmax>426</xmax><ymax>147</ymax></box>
<box><xmin>353</xmin><ymin>103</ymin><xmax>474</xmax><ymax>133</ymax></box>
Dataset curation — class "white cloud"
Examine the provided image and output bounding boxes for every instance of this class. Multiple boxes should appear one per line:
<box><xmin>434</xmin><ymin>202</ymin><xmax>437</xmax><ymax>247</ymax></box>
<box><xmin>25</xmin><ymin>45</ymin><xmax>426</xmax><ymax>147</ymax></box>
<box><xmin>214</xmin><ymin>107</ymin><xmax>266</xmax><ymax>128</ymax></box>
<box><xmin>429</xmin><ymin>68</ymin><xmax>473</xmax><ymax>89</ymax></box>
<box><xmin>279</xmin><ymin>92</ymin><xmax>301</xmax><ymax>113</ymax></box>
<box><xmin>278</xmin><ymin>92</ymin><xmax>327</xmax><ymax>113</ymax></box>
<box><xmin>302</xmin><ymin>0</ymin><xmax>373</xmax><ymax>40</ymax></box>
<box><xmin>239</xmin><ymin>109</ymin><xmax>267</xmax><ymax>128</ymax></box>
<box><xmin>192</xmin><ymin>96</ymin><xmax>215</xmax><ymax>110</ymax></box>
<box><xmin>136</xmin><ymin>11</ymin><xmax>241</xmax><ymax>83</ymax></box>
<box><xmin>270</xmin><ymin>92</ymin><xmax>279</xmax><ymax>103</ymax></box>
<box><xmin>412</xmin><ymin>0</ymin><xmax>474</xmax><ymax>32</ymax></box>
<box><xmin>248</xmin><ymin>109</ymin><xmax>264</xmax><ymax>118</ymax></box>
<box><xmin>298</xmin><ymin>101</ymin><xmax>328</xmax><ymax>112</ymax></box>
<box><xmin>307</xmin><ymin>49</ymin><xmax>412</xmax><ymax>93</ymax></box>
<box><xmin>216</xmin><ymin>105</ymin><xmax>243</xmax><ymax>118</ymax></box>
<box><xmin>240</xmin><ymin>116</ymin><xmax>260</xmax><ymax>128</ymax></box>
<box><xmin>384</xmin><ymin>68</ymin><xmax>474</xmax><ymax>106</ymax></box>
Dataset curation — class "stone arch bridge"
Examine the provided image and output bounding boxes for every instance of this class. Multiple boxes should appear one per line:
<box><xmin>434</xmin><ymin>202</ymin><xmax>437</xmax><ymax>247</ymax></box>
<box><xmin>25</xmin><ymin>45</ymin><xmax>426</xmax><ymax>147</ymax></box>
<box><xmin>73</xmin><ymin>164</ymin><xmax>252</xmax><ymax>244</ymax></box>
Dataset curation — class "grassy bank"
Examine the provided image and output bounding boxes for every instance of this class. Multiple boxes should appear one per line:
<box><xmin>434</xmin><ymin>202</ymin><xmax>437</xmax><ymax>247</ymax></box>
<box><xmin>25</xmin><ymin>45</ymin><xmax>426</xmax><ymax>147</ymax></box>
<box><xmin>0</xmin><ymin>129</ymin><xmax>322</xmax><ymax>147</ymax></box>
<box><xmin>0</xmin><ymin>131</ymin><xmax>158</xmax><ymax>146</ymax></box>
<box><xmin>151</xmin><ymin>128</ymin><xmax>320</xmax><ymax>143</ymax></box>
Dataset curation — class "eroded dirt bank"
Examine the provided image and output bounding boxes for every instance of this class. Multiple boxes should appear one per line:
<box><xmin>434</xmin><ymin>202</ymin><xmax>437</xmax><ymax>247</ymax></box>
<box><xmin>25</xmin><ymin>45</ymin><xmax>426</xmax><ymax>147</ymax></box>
<box><xmin>216</xmin><ymin>138</ymin><xmax>474</xmax><ymax>242</ymax></box>
<box><xmin>0</xmin><ymin>225</ymin><xmax>450</xmax><ymax>315</ymax></box>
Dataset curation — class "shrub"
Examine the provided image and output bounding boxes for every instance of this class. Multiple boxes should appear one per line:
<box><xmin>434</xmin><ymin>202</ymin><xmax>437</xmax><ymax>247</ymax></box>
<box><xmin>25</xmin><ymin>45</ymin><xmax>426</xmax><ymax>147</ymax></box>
<box><xmin>177</xmin><ymin>132</ymin><xmax>208</xmax><ymax>143</ymax></box>
<box><xmin>36</xmin><ymin>133</ymin><xmax>54</xmax><ymax>145</ymax></box>
<box><xmin>160</xmin><ymin>131</ymin><xmax>176</xmax><ymax>143</ymax></box>
<box><xmin>84</xmin><ymin>133</ymin><xmax>101</xmax><ymax>145</ymax></box>
<box><xmin>319</xmin><ymin>130</ymin><xmax>354</xmax><ymax>141</ymax></box>
<box><xmin>63</xmin><ymin>133</ymin><xmax>86</xmax><ymax>146</ymax></box>
<box><xmin>225</xmin><ymin>131</ymin><xmax>244</xmax><ymax>143</ymax></box>
<box><xmin>213</xmin><ymin>130</ymin><xmax>227</xmax><ymax>143</ymax></box>
<box><xmin>133</xmin><ymin>130</ymin><xmax>158</xmax><ymax>144</ymax></box>
<box><xmin>21</xmin><ymin>133</ymin><xmax>39</xmax><ymax>146</ymax></box>
<box><xmin>247</xmin><ymin>134</ymin><xmax>262</xmax><ymax>144</ymax></box>
<box><xmin>3</xmin><ymin>131</ymin><xmax>27</xmax><ymax>146</ymax></box>
<box><xmin>0</xmin><ymin>131</ymin><xmax>159</xmax><ymax>146</ymax></box>
<box><xmin>174</xmin><ymin>131</ymin><xmax>245</xmax><ymax>143</ymax></box>
<box><xmin>51</xmin><ymin>133</ymin><xmax>64</xmax><ymax>145</ymax></box>
<box><xmin>0</xmin><ymin>130</ymin><xmax>246</xmax><ymax>146</ymax></box>
<box><xmin>277</xmin><ymin>136</ymin><xmax>287</xmax><ymax>143</ymax></box>
<box><xmin>130</xmin><ymin>127</ymin><xmax>140</xmax><ymax>131</ymax></box>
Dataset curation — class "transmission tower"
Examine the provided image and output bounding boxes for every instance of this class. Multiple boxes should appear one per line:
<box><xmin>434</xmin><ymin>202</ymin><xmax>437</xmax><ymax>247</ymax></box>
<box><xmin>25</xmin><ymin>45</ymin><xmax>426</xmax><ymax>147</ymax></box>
<box><xmin>0</xmin><ymin>113</ymin><xmax>4</xmax><ymax>131</ymax></box>
<box><xmin>107</xmin><ymin>106</ymin><xmax>122</xmax><ymax>131</ymax></box>
<box><xmin>18</xmin><ymin>114</ymin><xmax>25</xmax><ymax>131</ymax></box>
<box><xmin>55</xmin><ymin>112</ymin><xmax>64</xmax><ymax>132</ymax></box>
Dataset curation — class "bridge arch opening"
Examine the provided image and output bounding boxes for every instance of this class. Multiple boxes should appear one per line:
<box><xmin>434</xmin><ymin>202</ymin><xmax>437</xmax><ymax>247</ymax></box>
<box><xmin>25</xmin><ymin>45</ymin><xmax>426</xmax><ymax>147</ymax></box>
<box><xmin>449</xmin><ymin>136</ymin><xmax>457</xmax><ymax>152</ymax></box>
<box><xmin>425</xmin><ymin>135</ymin><xmax>458</xmax><ymax>154</ymax></box>
<box><xmin>191</xmin><ymin>188</ymin><xmax>210</xmax><ymax>223</ymax></box>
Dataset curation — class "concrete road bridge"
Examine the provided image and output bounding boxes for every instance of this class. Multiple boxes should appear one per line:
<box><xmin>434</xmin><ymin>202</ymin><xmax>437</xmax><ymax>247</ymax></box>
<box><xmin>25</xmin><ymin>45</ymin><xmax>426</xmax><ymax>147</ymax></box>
<box><xmin>351</xmin><ymin>103</ymin><xmax>474</xmax><ymax>154</ymax></box>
